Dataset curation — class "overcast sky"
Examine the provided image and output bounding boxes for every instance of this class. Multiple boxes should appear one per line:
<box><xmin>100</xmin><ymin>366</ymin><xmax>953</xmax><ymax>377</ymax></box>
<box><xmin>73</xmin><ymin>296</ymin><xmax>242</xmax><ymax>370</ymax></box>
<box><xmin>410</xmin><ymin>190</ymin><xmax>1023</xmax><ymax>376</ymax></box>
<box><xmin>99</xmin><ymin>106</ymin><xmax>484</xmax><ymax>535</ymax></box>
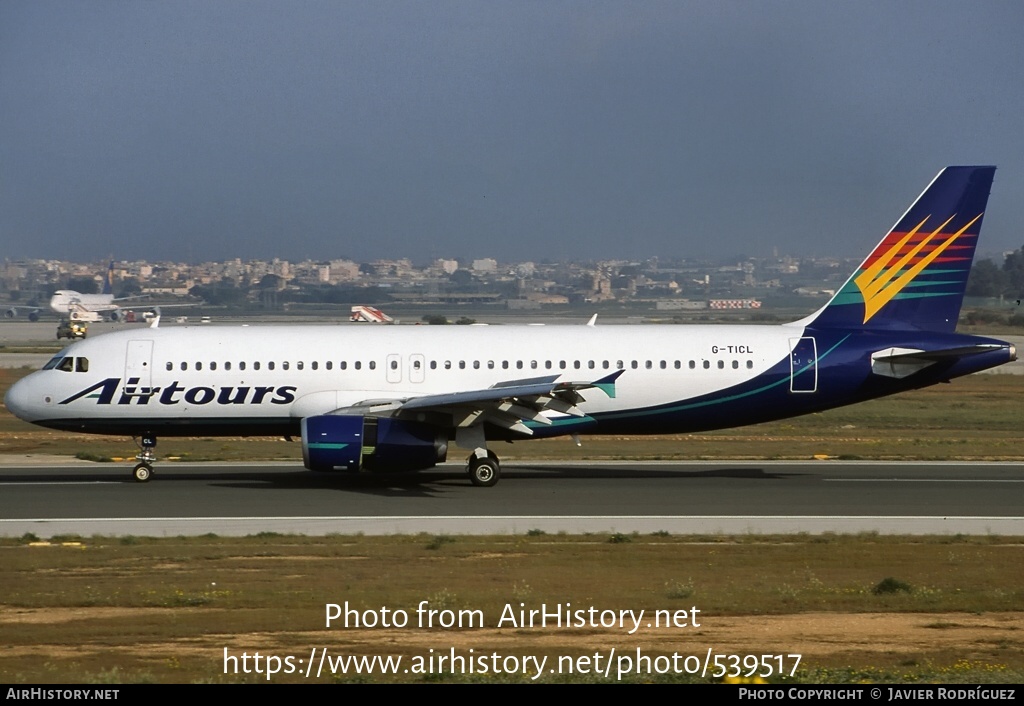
<box><xmin>2</xmin><ymin>1</ymin><xmax>1023</xmax><ymax>265</ymax></box>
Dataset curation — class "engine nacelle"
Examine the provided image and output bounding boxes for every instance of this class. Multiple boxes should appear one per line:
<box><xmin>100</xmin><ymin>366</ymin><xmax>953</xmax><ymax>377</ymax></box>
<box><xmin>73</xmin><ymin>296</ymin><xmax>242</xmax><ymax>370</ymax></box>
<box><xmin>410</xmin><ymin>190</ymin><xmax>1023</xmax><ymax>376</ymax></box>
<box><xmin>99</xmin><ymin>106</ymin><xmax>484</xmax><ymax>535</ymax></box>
<box><xmin>4</xmin><ymin>309</ymin><xmax>15</xmax><ymax>319</ymax></box>
<box><xmin>110</xmin><ymin>309</ymin><xmax>123</xmax><ymax>322</ymax></box>
<box><xmin>301</xmin><ymin>415</ymin><xmax>447</xmax><ymax>473</ymax></box>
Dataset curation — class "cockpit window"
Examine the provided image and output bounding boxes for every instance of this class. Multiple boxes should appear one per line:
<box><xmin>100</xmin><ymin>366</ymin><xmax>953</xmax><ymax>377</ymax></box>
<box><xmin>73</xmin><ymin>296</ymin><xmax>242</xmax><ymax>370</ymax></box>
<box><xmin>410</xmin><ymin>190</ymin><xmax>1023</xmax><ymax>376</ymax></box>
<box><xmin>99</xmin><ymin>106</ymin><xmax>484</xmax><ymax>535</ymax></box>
<box><xmin>43</xmin><ymin>356</ymin><xmax>64</xmax><ymax>370</ymax></box>
<box><xmin>57</xmin><ymin>357</ymin><xmax>74</xmax><ymax>372</ymax></box>
<box><xmin>76</xmin><ymin>357</ymin><xmax>89</xmax><ymax>373</ymax></box>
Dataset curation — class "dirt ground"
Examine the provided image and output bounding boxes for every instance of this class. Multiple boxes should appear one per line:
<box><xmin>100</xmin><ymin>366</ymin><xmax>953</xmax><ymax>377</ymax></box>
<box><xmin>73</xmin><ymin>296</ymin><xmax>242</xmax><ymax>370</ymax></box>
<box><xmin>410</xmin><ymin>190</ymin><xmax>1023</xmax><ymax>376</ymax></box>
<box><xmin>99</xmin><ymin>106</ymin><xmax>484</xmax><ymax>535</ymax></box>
<box><xmin>3</xmin><ymin>606</ymin><xmax>1022</xmax><ymax>666</ymax></box>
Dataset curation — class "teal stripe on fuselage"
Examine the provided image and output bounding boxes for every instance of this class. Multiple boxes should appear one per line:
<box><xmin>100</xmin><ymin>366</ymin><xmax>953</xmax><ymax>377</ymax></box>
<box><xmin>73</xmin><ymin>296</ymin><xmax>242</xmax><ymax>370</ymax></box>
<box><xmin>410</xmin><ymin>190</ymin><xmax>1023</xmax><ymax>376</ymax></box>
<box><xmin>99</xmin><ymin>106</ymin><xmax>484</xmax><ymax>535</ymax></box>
<box><xmin>527</xmin><ymin>335</ymin><xmax>850</xmax><ymax>428</ymax></box>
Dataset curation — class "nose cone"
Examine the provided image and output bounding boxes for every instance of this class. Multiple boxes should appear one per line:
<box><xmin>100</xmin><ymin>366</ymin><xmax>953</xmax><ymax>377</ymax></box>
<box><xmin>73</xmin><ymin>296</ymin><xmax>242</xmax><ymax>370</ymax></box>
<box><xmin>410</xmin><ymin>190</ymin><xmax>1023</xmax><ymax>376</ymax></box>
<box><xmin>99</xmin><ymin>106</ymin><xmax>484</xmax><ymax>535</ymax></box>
<box><xmin>4</xmin><ymin>375</ymin><xmax>37</xmax><ymax>422</ymax></box>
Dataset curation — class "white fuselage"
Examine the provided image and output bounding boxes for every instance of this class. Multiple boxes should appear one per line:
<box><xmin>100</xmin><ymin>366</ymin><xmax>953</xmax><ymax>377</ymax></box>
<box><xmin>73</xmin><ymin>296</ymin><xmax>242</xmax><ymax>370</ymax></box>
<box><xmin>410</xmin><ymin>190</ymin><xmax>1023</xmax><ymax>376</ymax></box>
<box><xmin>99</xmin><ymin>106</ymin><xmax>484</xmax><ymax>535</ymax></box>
<box><xmin>50</xmin><ymin>291</ymin><xmax>117</xmax><ymax>322</ymax></box>
<box><xmin>6</xmin><ymin>323</ymin><xmax>800</xmax><ymax>430</ymax></box>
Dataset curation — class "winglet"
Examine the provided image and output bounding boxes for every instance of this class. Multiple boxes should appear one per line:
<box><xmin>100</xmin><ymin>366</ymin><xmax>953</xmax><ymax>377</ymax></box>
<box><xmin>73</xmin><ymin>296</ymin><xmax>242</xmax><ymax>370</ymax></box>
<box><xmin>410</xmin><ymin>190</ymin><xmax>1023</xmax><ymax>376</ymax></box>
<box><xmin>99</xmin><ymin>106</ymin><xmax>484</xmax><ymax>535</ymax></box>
<box><xmin>592</xmin><ymin>369</ymin><xmax>624</xmax><ymax>398</ymax></box>
<box><xmin>586</xmin><ymin>314</ymin><xmax>598</xmax><ymax>327</ymax></box>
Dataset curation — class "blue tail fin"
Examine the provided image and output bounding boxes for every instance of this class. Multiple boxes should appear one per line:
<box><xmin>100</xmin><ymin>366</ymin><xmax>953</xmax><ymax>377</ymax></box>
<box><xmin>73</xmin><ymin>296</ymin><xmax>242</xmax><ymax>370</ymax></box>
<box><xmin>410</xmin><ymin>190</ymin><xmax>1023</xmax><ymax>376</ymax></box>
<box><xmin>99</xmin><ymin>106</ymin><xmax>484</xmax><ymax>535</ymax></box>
<box><xmin>102</xmin><ymin>262</ymin><xmax>114</xmax><ymax>295</ymax></box>
<box><xmin>808</xmin><ymin>166</ymin><xmax>995</xmax><ymax>332</ymax></box>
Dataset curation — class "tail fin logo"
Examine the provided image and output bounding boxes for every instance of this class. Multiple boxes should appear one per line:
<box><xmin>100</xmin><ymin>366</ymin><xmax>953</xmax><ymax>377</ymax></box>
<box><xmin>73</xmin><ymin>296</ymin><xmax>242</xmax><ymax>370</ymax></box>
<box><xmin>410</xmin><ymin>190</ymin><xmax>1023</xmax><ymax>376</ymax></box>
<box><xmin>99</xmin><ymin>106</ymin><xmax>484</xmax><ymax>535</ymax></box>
<box><xmin>853</xmin><ymin>212</ymin><xmax>982</xmax><ymax>324</ymax></box>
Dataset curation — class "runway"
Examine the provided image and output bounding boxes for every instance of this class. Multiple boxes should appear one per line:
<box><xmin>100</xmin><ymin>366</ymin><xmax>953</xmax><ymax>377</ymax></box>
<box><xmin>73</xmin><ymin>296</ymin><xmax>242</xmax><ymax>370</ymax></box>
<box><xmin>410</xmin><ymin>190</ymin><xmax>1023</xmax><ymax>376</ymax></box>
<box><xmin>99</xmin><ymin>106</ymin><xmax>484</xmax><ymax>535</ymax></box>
<box><xmin>0</xmin><ymin>460</ymin><xmax>1021</xmax><ymax>537</ymax></box>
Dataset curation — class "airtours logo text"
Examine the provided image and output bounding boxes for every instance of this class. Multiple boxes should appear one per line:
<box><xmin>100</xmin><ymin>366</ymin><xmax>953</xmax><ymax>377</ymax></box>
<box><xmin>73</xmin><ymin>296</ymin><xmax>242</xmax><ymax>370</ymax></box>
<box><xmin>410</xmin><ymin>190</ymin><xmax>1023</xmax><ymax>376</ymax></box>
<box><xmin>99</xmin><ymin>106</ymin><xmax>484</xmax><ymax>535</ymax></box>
<box><xmin>59</xmin><ymin>378</ymin><xmax>297</xmax><ymax>406</ymax></box>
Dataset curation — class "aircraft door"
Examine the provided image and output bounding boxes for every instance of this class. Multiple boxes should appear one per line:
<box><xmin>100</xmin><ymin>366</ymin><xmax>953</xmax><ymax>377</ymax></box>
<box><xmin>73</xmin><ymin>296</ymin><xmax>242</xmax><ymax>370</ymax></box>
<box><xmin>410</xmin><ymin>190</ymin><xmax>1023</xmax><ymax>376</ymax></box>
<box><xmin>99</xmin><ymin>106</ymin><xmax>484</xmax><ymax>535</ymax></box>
<box><xmin>409</xmin><ymin>354</ymin><xmax>425</xmax><ymax>383</ymax></box>
<box><xmin>789</xmin><ymin>337</ymin><xmax>817</xmax><ymax>393</ymax></box>
<box><xmin>386</xmin><ymin>354</ymin><xmax>402</xmax><ymax>384</ymax></box>
<box><xmin>125</xmin><ymin>340</ymin><xmax>153</xmax><ymax>389</ymax></box>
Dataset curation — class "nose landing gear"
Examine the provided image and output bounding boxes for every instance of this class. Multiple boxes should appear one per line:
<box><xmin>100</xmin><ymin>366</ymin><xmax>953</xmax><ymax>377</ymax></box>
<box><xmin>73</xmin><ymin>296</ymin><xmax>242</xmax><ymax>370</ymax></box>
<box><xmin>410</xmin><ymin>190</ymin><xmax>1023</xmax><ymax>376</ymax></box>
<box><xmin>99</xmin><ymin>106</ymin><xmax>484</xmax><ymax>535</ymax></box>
<box><xmin>132</xmin><ymin>433</ymin><xmax>157</xmax><ymax>482</ymax></box>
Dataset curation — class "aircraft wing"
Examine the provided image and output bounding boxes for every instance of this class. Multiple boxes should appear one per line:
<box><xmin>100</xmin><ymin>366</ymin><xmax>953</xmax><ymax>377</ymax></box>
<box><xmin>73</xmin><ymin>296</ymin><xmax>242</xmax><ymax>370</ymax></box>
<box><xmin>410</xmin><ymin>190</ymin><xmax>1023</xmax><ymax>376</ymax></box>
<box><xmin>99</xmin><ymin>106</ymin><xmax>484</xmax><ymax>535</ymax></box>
<box><xmin>4</xmin><ymin>305</ymin><xmax>45</xmax><ymax>321</ymax></box>
<box><xmin>333</xmin><ymin>370</ymin><xmax>624</xmax><ymax>435</ymax></box>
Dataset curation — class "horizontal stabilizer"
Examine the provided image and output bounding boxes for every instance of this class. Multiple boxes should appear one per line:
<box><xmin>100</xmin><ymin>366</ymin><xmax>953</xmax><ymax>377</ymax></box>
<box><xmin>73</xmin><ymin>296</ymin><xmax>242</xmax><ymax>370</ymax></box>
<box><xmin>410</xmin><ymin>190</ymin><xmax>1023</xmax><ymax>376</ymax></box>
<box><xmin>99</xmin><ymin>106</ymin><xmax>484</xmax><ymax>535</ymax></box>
<box><xmin>871</xmin><ymin>344</ymin><xmax>1006</xmax><ymax>378</ymax></box>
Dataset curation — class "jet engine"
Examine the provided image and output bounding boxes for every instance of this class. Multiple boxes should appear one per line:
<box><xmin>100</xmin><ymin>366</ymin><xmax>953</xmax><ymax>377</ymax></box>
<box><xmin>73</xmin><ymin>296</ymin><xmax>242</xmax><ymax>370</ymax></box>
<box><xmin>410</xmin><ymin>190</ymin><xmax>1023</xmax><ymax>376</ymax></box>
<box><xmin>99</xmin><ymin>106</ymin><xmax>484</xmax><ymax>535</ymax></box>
<box><xmin>4</xmin><ymin>309</ymin><xmax>14</xmax><ymax>319</ymax></box>
<box><xmin>301</xmin><ymin>415</ymin><xmax>447</xmax><ymax>473</ymax></box>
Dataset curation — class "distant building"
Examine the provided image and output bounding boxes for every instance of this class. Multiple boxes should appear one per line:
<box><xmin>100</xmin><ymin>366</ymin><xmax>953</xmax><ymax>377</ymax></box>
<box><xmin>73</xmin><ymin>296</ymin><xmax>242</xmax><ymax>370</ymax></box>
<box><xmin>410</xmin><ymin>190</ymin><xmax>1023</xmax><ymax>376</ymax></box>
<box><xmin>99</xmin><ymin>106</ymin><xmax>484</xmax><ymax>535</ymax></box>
<box><xmin>436</xmin><ymin>259</ymin><xmax>459</xmax><ymax>275</ymax></box>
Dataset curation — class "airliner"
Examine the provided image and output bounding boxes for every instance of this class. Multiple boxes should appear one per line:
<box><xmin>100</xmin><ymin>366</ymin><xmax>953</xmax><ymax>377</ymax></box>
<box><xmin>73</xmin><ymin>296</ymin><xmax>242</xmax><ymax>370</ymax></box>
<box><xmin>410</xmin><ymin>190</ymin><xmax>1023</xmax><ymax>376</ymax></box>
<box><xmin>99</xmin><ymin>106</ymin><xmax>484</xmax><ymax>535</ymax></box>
<box><xmin>5</xmin><ymin>262</ymin><xmax>143</xmax><ymax>323</ymax></box>
<box><xmin>3</xmin><ymin>166</ymin><xmax>1016</xmax><ymax>486</ymax></box>
<box><xmin>50</xmin><ymin>262</ymin><xmax>145</xmax><ymax>323</ymax></box>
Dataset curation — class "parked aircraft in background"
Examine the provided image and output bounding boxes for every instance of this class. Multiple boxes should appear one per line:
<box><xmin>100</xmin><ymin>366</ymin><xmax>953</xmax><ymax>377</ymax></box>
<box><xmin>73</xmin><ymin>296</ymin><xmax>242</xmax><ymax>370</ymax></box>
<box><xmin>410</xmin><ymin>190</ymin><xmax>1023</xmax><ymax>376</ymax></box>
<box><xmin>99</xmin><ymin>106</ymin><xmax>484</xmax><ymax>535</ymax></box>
<box><xmin>4</xmin><ymin>167</ymin><xmax>1015</xmax><ymax>486</ymax></box>
<box><xmin>5</xmin><ymin>262</ymin><xmax>143</xmax><ymax>323</ymax></box>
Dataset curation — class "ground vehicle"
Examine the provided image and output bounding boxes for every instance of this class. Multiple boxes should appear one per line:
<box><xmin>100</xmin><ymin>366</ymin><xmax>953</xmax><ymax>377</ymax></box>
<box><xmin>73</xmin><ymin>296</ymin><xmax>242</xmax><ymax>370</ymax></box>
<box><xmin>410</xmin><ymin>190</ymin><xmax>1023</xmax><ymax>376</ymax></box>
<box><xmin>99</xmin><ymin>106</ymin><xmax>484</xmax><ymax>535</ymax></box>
<box><xmin>56</xmin><ymin>319</ymin><xmax>88</xmax><ymax>340</ymax></box>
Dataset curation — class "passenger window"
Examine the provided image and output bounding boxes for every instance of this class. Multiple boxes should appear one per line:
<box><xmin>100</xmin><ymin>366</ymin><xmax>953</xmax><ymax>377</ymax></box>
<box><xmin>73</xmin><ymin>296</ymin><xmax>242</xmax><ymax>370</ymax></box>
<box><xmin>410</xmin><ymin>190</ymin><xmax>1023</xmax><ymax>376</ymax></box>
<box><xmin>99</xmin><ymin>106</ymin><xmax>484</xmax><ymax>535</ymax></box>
<box><xmin>310</xmin><ymin>362</ymin><xmax>317</xmax><ymax>370</ymax></box>
<box><xmin>631</xmin><ymin>361</ymin><xmax>638</xmax><ymax>369</ymax></box>
<box><xmin>340</xmin><ymin>361</ymin><xmax>347</xmax><ymax>370</ymax></box>
<box><xmin>747</xmin><ymin>360</ymin><xmax>754</xmax><ymax>369</ymax></box>
<box><xmin>444</xmin><ymin>361</ymin><xmax>451</xmax><ymax>369</ymax></box>
<box><xmin>282</xmin><ymin>362</ymin><xmax>289</xmax><ymax>370</ymax></box>
<box><xmin>516</xmin><ymin>361</ymin><xmax>523</xmax><ymax>369</ymax></box>
<box><xmin>689</xmin><ymin>361</ymin><xmax>696</xmax><ymax>369</ymax></box>
<box><xmin>429</xmin><ymin>361</ymin><xmax>436</xmax><ymax>370</ymax></box>
<box><xmin>354</xmin><ymin>361</ymin><xmax>362</xmax><ymax>370</ymax></box>
<box><xmin>369</xmin><ymin>361</ymin><xmax>376</xmax><ymax>370</ymax></box>
<box><xmin>703</xmin><ymin>360</ymin><xmax>710</xmax><ymax>369</ymax></box>
<box><xmin>180</xmin><ymin>362</ymin><xmax>188</xmax><ymax>371</ymax></box>
<box><xmin>459</xmin><ymin>361</ymin><xmax>466</xmax><ymax>369</ymax></box>
<box><xmin>574</xmin><ymin>361</ymin><xmax>581</xmax><ymax>369</ymax></box>
<box><xmin>732</xmin><ymin>360</ymin><xmax>739</xmax><ymax>369</ymax></box>
<box><xmin>225</xmin><ymin>362</ymin><xmax>232</xmax><ymax>371</ymax></box>
<box><xmin>196</xmin><ymin>362</ymin><xmax>203</xmax><ymax>371</ymax></box>
<box><xmin>473</xmin><ymin>361</ymin><xmax>480</xmax><ymax>369</ymax></box>
<box><xmin>240</xmin><ymin>362</ymin><xmax>247</xmax><ymax>371</ymax></box>
<box><xmin>254</xmin><ymin>362</ymin><xmax>261</xmax><ymax>370</ymax></box>
<box><xmin>559</xmin><ymin>361</ymin><xmax>566</xmax><ymax>369</ymax></box>
<box><xmin>645</xmin><ymin>361</ymin><xmax>652</xmax><ymax>369</ymax></box>
<box><xmin>390</xmin><ymin>360</ymin><xmax>398</xmax><ymax>370</ymax></box>
<box><xmin>545</xmin><ymin>361</ymin><xmax>552</xmax><ymax>369</ymax></box>
<box><xmin>487</xmin><ymin>361</ymin><xmax>494</xmax><ymax>369</ymax></box>
<box><xmin>76</xmin><ymin>357</ymin><xmax>89</xmax><ymax>373</ymax></box>
<box><xmin>660</xmin><ymin>361</ymin><xmax>667</xmax><ymax>369</ymax></box>
<box><xmin>298</xmin><ymin>361</ymin><xmax>304</xmax><ymax>370</ymax></box>
<box><xmin>674</xmin><ymin>361</ymin><xmax>681</xmax><ymax>369</ymax></box>
<box><xmin>413</xmin><ymin>360</ymin><xmax>422</xmax><ymax>370</ymax></box>
<box><xmin>718</xmin><ymin>360</ymin><xmax>724</xmax><ymax>369</ymax></box>
<box><xmin>268</xmin><ymin>362</ymin><xmax>275</xmax><ymax>370</ymax></box>
<box><xmin>210</xmin><ymin>362</ymin><xmax>217</xmax><ymax>371</ymax></box>
<box><xmin>502</xmin><ymin>361</ymin><xmax>509</xmax><ymax>369</ymax></box>
<box><xmin>166</xmin><ymin>362</ymin><xmax>173</xmax><ymax>371</ymax></box>
<box><xmin>531</xmin><ymin>361</ymin><xmax>538</xmax><ymax>369</ymax></box>
<box><xmin>325</xmin><ymin>361</ymin><xmax>332</xmax><ymax>370</ymax></box>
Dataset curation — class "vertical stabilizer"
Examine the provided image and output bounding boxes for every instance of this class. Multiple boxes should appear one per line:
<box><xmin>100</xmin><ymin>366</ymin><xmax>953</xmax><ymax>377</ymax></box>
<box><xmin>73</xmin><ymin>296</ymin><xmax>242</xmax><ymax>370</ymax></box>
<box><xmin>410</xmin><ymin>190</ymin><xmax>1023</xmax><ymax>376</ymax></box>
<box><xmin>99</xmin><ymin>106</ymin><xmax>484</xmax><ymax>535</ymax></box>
<box><xmin>808</xmin><ymin>166</ymin><xmax>995</xmax><ymax>332</ymax></box>
<box><xmin>102</xmin><ymin>261</ymin><xmax>115</xmax><ymax>296</ymax></box>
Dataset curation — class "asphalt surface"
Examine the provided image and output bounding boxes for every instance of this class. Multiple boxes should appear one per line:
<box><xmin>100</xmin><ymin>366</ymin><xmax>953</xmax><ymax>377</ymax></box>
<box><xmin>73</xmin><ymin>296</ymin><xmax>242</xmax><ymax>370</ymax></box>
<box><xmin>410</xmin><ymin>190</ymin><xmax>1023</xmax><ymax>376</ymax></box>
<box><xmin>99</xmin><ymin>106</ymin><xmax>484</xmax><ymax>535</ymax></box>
<box><xmin>0</xmin><ymin>460</ymin><xmax>1021</xmax><ymax>537</ymax></box>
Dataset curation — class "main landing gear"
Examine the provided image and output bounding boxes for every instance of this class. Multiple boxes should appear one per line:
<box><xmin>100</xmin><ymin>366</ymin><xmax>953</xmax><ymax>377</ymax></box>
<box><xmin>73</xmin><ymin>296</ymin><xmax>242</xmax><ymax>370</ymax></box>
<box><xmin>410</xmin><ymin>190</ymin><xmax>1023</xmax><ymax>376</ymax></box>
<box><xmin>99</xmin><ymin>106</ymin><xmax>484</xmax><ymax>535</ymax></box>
<box><xmin>132</xmin><ymin>433</ymin><xmax>157</xmax><ymax>482</ymax></box>
<box><xmin>467</xmin><ymin>449</ymin><xmax>500</xmax><ymax>487</ymax></box>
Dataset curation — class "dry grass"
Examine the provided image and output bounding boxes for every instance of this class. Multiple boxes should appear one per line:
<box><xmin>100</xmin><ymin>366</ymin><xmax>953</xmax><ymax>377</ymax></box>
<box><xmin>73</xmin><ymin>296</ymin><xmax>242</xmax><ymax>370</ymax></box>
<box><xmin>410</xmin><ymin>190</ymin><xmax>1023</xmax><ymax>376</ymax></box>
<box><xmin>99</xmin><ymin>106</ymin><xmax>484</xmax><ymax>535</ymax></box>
<box><xmin>1</xmin><ymin>534</ymin><xmax>1022</xmax><ymax>683</ymax></box>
